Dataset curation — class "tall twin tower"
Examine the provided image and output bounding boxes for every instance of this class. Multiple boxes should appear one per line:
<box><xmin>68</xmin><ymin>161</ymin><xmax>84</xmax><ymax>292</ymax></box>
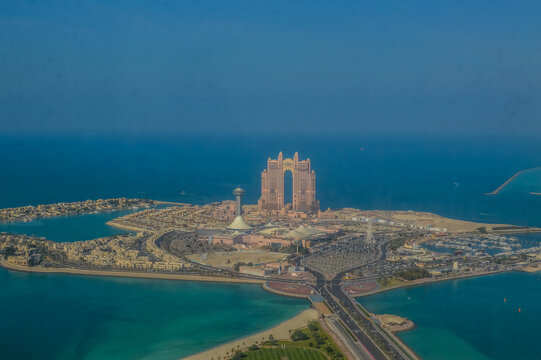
<box><xmin>258</xmin><ymin>152</ymin><xmax>319</xmax><ymax>212</ymax></box>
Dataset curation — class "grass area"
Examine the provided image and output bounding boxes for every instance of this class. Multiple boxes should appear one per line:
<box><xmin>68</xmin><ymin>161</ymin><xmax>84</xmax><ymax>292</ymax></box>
<box><xmin>378</xmin><ymin>276</ymin><xmax>408</xmax><ymax>289</ymax></box>
<box><xmin>238</xmin><ymin>321</ymin><xmax>344</xmax><ymax>360</ymax></box>
<box><xmin>243</xmin><ymin>347</ymin><xmax>327</xmax><ymax>359</ymax></box>
<box><xmin>395</xmin><ymin>268</ymin><xmax>432</xmax><ymax>281</ymax></box>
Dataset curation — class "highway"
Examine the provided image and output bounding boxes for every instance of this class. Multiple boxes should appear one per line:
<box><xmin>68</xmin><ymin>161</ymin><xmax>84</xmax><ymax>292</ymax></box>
<box><xmin>304</xmin><ymin>234</ymin><xmax>415</xmax><ymax>360</ymax></box>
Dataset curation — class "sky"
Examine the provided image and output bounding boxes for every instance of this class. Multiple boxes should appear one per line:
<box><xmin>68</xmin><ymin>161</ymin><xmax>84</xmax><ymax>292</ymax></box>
<box><xmin>1</xmin><ymin>0</ymin><xmax>541</xmax><ymax>137</ymax></box>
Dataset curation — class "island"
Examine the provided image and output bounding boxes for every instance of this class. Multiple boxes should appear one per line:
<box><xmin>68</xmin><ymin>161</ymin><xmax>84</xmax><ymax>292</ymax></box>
<box><xmin>0</xmin><ymin>198</ymin><xmax>154</xmax><ymax>223</ymax></box>
<box><xmin>2</xmin><ymin>196</ymin><xmax>541</xmax><ymax>360</ymax></box>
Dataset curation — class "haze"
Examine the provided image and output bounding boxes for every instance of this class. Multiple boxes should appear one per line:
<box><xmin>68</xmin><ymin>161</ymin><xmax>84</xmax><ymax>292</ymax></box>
<box><xmin>1</xmin><ymin>0</ymin><xmax>541</xmax><ymax>137</ymax></box>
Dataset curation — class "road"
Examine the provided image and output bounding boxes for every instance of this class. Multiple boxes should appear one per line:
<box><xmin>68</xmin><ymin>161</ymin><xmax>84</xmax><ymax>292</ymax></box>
<box><xmin>325</xmin><ymin>315</ymin><xmax>376</xmax><ymax>360</ymax></box>
<box><xmin>304</xmin><ymin>234</ymin><xmax>415</xmax><ymax>360</ymax></box>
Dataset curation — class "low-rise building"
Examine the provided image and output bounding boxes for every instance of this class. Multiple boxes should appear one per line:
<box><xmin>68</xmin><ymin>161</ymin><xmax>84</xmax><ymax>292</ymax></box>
<box><xmin>238</xmin><ymin>265</ymin><xmax>272</xmax><ymax>277</ymax></box>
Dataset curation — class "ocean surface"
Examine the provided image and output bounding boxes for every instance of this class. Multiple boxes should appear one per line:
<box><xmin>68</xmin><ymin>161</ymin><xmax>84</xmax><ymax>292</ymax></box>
<box><xmin>1</xmin><ymin>135</ymin><xmax>541</xmax><ymax>227</ymax></box>
<box><xmin>0</xmin><ymin>210</ymin><xmax>135</xmax><ymax>242</ymax></box>
<box><xmin>358</xmin><ymin>272</ymin><xmax>541</xmax><ymax>360</ymax></box>
<box><xmin>1</xmin><ymin>134</ymin><xmax>541</xmax><ymax>359</ymax></box>
<box><xmin>0</xmin><ymin>267</ymin><xmax>307</xmax><ymax>360</ymax></box>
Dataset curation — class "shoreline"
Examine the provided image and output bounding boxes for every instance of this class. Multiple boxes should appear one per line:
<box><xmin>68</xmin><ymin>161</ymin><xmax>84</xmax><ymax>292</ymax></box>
<box><xmin>152</xmin><ymin>200</ymin><xmax>190</xmax><ymax>206</ymax></box>
<box><xmin>181</xmin><ymin>308</ymin><xmax>318</xmax><ymax>360</ymax></box>
<box><xmin>261</xmin><ymin>281</ymin><xmax>311</xmax><ymax>299</ymax></box>
<box><xmin>0</xmin><ymin>207</ymin><xmax>142</xmax><ymax>226</ymax></box>
<box><xmin>105</xmin><ymin>221</ymin><xmax>146</xmax><ymax>233</ymax></box>
<box><xmin>351</xmin><ymin>269</ymin><xmax>510</xmax><ymax>298</ymax></box>
<box><xmin>351</xmin><ymin>264</ymin><xmax>541</xmax><ymax>299</ymax></box>
<box><xmin>0</xmin><ymin>259</ymin><xmax>264</xmax><ymax>284</ymax></box>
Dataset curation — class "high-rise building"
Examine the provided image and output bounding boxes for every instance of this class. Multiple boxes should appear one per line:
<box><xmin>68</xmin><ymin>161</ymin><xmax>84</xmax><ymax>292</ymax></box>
<box><xmin>258</xmin><ymin>152</ymin><xmax>319</xmax><ymax>212</ymax></box>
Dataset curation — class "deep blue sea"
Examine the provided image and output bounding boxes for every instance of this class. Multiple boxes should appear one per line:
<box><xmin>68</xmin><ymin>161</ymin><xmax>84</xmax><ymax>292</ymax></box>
<box><xmin>1</xmin><ymin>134</ymin><xmax>541</xmax><ymax>359</ymax></box>
<box><xmin>1</xmin><ymin>135</ymin><xmax>541</xmax><ymax>226</ymax></box>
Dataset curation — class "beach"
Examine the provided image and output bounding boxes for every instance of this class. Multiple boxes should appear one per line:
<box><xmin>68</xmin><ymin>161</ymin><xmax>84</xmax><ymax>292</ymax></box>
<box><xmin>181</xmin><ymin>309</ymin><xmax>319</xmax><ymax>360</ymax></box>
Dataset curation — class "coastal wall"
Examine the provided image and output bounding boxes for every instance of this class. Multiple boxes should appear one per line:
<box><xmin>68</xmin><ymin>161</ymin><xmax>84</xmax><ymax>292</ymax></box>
<box><xmin>350</xmin><ymin>269</ymin><xmax>510</xmax><ymax>298</ymax></box>
<box><xmin>261</xmin><ymin>282</ymin><xmax>310</xmax><ymax>298</ymax></box>
<box><xmin>0</xmin><ymin>260</ymin><xmax>264</xmax><ymax>284</ymax></box>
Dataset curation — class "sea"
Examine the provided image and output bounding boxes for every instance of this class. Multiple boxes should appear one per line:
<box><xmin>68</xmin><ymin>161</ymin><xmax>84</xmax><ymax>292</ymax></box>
<box><xmin>1</xmin><ymin>134</ymin><xmax>541</xmax><ymax>359</ymax></box>
<box><xmin>358</xmin><ymin>272</ymin><xmax>541</xmax><ymax>360</ymax></box>
<box><xmin>0</xmin><ymin>267</ymin><xmax>307</xmax><ymax>360</ymax></box>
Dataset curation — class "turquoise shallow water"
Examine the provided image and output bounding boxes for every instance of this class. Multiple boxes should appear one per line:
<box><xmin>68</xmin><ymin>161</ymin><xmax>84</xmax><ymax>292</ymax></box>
<box><xmin>358</xmin><ymin>272</ymin><xmax>541</xmax><ymax>360</ymax></box>
<box><xmin>0</xmin><ymin>267</ymin><xmax>307</xmax><ymax>360</ymax></box>
<box><xmin>0</xmin><ymin>210</ymin><xmax>136</xmax><ymax>242</ymax></box>
<box><xmin>1</xmin><ymin>135</ymin><xmax>541</xmax><ymax>359</ymax></box>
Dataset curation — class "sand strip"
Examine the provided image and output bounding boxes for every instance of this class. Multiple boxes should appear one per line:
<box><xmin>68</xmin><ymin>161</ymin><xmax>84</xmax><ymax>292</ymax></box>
<box><xmin>181</xmin><ymin>309</ymin><xmax>318</xmax><ymax>360</ymax></box>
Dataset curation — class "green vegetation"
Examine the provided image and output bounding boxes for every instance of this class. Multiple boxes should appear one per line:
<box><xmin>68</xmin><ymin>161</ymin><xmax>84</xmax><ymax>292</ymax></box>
<box><xmin>279</xmin><ymin>244</ymin><xmax>309</xmax><ymax>255</ymax></box>
<box><xmin>477</xmin><ymin>226</ymin><xmax>488</xmax><ymax>234</ymax></box>
<box><xmin>290</xmin><ymin>330</ymin><xmax>310</xmax><ymax>341</ymax></box>
<box><xmin>493</xmin><ymin>255</ymin><xmax>521</xmax><ymax>265</ymax></box>
<box><xmin>395</xmin><ymin>268</ymin><xmax>432</xmax><ymax>281</ymax></box>
<box><xmin>378</xmin><ymin>276</ymin><xmax>408</xmax><ymax>289</ymax></box>
<box><xmin>388</xmin><ymin>237</ymin><xmax>406</xmax><ymax>251</ymax></box>
<box><xmin>233</xmin><ymin>262</ymin><xmax>254</xmax><ymax>271</ymax></box>
<box><xmin>243</xmin><ymin>347</ymin><xmax>327</xmax><ymax>359</ymax></box>
<box><xmin>2</xmin><ymin>246</ymin><xmax>15</xmax><ymax>259</ymax></box>
<box><xmin>241</xmin><ymin>321</ymin><xmax>344</xmax><ymax>360</ymax></box>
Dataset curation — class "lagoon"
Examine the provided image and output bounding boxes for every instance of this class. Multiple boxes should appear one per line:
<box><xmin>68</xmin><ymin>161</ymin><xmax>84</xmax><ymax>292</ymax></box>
<box><xmin>0</xmin><ymin>210</ymin><xmax>136</xmax><ymax>242</ymax></box>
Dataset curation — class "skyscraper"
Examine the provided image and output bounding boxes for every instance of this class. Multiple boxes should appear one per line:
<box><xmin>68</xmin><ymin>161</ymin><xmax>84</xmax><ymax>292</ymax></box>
<box><xmin>258</xmin><ymin>152</ymin><xmax>319</xmax><ymax>212</ymax></box>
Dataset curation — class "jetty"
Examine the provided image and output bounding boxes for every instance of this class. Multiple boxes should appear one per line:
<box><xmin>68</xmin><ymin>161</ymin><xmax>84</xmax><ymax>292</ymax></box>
<box><xmin>486</xmin><ymin>167</ymin><xmax>541</xmax><ymax>195</ymax></box>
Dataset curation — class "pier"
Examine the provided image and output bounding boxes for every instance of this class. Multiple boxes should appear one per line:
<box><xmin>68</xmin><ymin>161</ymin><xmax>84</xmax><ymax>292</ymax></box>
<box><xmin>486</xmin><ymin>167</ymin><xmax>541</xmax><ymax>195</ymax></box>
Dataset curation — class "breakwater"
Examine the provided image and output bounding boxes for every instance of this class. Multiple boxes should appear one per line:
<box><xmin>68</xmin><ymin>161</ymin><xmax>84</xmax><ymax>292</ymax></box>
<box><xmin>486</xmin><ymin>167</ymin><xmax>541</xmax><ymax>195</ymax></box>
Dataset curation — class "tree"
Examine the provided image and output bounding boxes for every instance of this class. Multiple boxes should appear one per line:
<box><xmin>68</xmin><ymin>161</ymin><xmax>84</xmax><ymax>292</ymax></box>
<box><xmin>313</xmin><ymin>332</ymin><xmax>323</xmax><ymax>345</ymax></box>
<box><xmin>231</xmin><ymin>351</ymin><xmax>245</xmax><ymax>360</ymax></box>
<box><xmin>395</xmin><ymin>268</ymin><xmax>431</xmax><ymax>281</ymax></box>
<box><xmin>267</xmin><ymin>334</ymin><xmax>277</xmax><ymax>345</ymax></box>
<box><xmin>234</xmin><ymin>262</ymin><xmax>247</xmax><ymax>271</ymax></box>
<box><xmin>3</xmin><ymin>246</ymin><xmax>15</xmax><ymax>259</ymax></box>
<box><xmin>290</xmin><ymin>330</ymin><xmax>309</xmax><ymax>341</ymax></box>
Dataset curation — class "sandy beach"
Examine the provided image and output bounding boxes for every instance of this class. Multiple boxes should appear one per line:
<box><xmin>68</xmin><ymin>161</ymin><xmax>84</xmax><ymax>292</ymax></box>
<box><xmin>0</xmin><ymin>260</ymin><xmax>264</xmax><ymax>284</ymax></box>
<box><xmin>181</xmin><ymin>308</ymin><xmax>319</xmax><ymax>360</ymax></box>
<box><xmin>389</xmin><ymin>210</ymin><xmax>534</xmax><ymax>233</ymax></box>
<box><xmin>105</xmin><ymin>221</ymin><xmax>147</xmax><ymax>233</ymax></box>
<box><xmin>519</xmin><ymin>264</ymin><xmax>541</xmax><ymax>273</ymax></box>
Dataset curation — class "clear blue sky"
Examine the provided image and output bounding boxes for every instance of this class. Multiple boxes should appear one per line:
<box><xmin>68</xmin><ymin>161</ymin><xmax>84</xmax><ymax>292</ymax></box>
<box><xmin>1</xmin><ymin>0</ymin><xmax>541</xmax><ymax>137</ymax></box>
